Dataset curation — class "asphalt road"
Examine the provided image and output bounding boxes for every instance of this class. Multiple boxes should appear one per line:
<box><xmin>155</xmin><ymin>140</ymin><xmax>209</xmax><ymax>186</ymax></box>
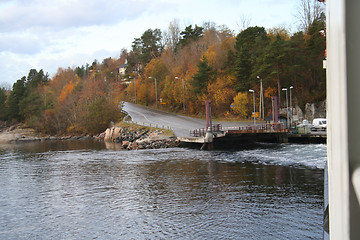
<box><xmin>122</xmin><ymin>102</ymin><xmax>249</xmax><ymax>137</ymax></box>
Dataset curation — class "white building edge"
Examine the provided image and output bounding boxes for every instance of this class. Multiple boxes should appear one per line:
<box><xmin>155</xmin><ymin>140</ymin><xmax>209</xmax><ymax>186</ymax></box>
<box><xmin>327</xmin><ymin>0</ymin><xmax>360</xmax><ymax>238</ymax></box>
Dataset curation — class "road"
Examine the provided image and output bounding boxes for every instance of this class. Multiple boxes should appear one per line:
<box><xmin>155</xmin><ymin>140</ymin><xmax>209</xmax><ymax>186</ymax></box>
<box><xmin>122</xmin><ymin>102</ymin><xmax>249</xmax><ymax>137</ymax></box>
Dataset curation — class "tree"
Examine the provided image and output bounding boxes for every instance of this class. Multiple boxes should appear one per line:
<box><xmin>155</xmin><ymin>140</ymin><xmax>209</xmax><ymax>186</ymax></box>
<box><xmin>0</xmin><ymin>88</ymin><xmax>8</xmax><ymax>121</ymax></box>
<box><xmin>83</xmin><ymin>98</ymin><xmax>124</xmax><ymax>134</ymax></box>
<box><xmin>304</xmin><ymin>18</ymin><xmax>326</xmax><ymax>100</ymax></box>
<box><xmin>231</xmin><ymin>92</ymin><xmax>249</xmax><ymax>118</ymax></box>
<box><xmin>204</xmin><ymin>76</ymin><xmax>236</xmax><ymax>116</ymax></box>
<box><xmin>260</xmin><ymin>35</ymin><xmax>288</xmax><ymax>103</ymax></box>
<box><xmin>19</xmin><ymin>92</ymin><xmax>44</xmax><ymax>125</ymax></box>
<box><xmin>234</xmin><ymin>26</ymin><xmax>269</xmax><ymax>91</ymax></box>
<box><xmin>163</xmin><ymin>19</ymin><xmax>181</xmax><ymax>52</ymax></box>
<box><xmin>20</xmin><ymin>69</ymin><xmax>49</xmax><ymax>122</ymax></box>
<box><xmin>59</xmin><ymin>80</ymin><xmax>76</xmax><ymax>103</ymax></box>
<box><xmin>236</xmin><ymin>14</ymin><xmax>252</xmax><ymax>32</ymax></box>
<box><xmin>7</xmin><ymin>77</ymin><xmax>26</xmax><ymax>121</ymax></box>
<box><xmin>296</xmin><ymin>0</ymin><xmax>325</xmax><ymax>32</ymax></box>
<box><xmin>178</xmin><ymin>25</ymin><xmax>204</xmax><ymax>48</ymax></box>
<box><xmin>131</xmin><ymin>29</ymin><xmax>163</xmax><ymax>66</ymax></box>
<box><xmin>75</xmin><ymin>65</ymin><xmax>86</xmax><ymax>78</ymax></box>
<box><xmin>26</xmin><ymin>69</ymin><xmax>49</xmax><ymax>89</ymax></box>
<box><xmin>190</xmin><ymin>56</ymin><xmax>215</xmax><ymax>94</ymax></box>
<box><xmin>267</xmin><ymin>26</ymin><xmax>290</xmax><ymax>41</ymax></box>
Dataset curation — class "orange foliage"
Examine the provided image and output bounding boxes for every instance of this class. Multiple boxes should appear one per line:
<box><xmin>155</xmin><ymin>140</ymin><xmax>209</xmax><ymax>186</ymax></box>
<box><xmin>264</xmin><ymin>86</ymin><xmax>277</xmax><ymax>98</ymax></box>
<box><xmin>59</xmin><ymin>80</ymin><xmax>75</xmax><ymax>103</ymax></box>
<box><xmin>203</xmin><ymin>44</ymin><xmax>217</xmax><ymax>67</ymax></box>
<box><xmin>203</xmin><ymin>76</ymin><xmax>236</xmax><ymax>116</ymax></box>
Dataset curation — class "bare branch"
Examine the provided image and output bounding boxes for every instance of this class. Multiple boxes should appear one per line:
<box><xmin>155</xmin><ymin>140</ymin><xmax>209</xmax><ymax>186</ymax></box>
<box><xmin>295</xmin><ymin>0</ymin><xmax>325</xmax><ymax>32</ymax></box>
<box><xmin>236</xmin><ymin>14</ymin><xmax>252</xmax><ymax>33</ymax></box>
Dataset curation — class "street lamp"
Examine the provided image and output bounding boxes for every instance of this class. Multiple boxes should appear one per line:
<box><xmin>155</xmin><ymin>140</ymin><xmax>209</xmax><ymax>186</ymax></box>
<box><xmin>175</xmin><ymin>77</ymin><xmax>185</xmax><ymax>112</ymax></box>
<box><xmin>249</xmin><ymin>89</ymin><xmax>256</xmax><ymax>125</ymax></box>
<box><xmin>290</xmin><ymin>86</ymin><xmax>294</xmax><ymax>128</ymax></box>
<box><xmin>282</xmin><ymin>88</ymin><xmax>289</xmax><ymax>129</ymax></box>
<box><xmin>257</xmin><ymin>76</ymin><xmax>264</xmax><ymax>119</ymax></box>
<box><xmin>148</xmin><ymin>77</ymin><xmax>158</xmax><ymax>108</ymax></box>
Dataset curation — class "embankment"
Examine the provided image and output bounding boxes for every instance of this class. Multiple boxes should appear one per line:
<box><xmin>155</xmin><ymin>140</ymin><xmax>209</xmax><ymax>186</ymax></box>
<box><xmin>0</xmin><ymin>123</ymin><xmax>180</xmax><ymax>151</ymax></box>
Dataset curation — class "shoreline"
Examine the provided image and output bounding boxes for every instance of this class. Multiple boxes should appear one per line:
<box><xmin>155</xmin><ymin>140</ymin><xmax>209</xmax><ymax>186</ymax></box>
<box><xmin>0</xmin><ymin>124</ymin><xmax>180</xmax><ymax>150</ymax></box>
<box><xmin>0</xmin><ymin>125</ymin><xmax>96</xmax><ymax>143</ymax></box>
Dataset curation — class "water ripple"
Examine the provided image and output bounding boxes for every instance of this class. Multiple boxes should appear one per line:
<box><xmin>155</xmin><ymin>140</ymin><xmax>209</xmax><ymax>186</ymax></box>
<box><xmin>0</xmin><ymin>141</ymin><xmax>325</xmax><ymax>239</ymax></box>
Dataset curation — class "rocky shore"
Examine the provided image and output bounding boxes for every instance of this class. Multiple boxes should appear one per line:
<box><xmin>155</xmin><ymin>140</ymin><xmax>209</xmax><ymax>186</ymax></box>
<box><xmin>0</xmin><ymin>124</ymin><xmax>95</xmax><ymax>143</ymax></box>
<box><xmin>102</xmin><ymin>125</ymin><xmax>180</xmax><ymax>150</ymax></box>
<box><xmin>0</xmin><ymin>124</ymin><xmax>180</xmax><ymax>150</ymax></box>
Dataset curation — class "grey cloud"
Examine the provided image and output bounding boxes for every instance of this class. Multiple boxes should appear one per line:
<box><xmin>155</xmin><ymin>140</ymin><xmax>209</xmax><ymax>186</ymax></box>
<box><xmin>0</xmin><ymin>0</ymin><xmax>153</xmax><ymax>32</ymax></box>
<box><xmin>0</xmin><ymin>33</ymin><xmax>47</xmax><ymax>55</ymax></box>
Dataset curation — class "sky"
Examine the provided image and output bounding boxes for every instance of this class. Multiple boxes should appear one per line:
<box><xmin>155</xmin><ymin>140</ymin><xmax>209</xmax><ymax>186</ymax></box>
<box><xmin>0</xmin><ymin>0</ymin><xmax>301</xmax><ymax>87</ymax></box>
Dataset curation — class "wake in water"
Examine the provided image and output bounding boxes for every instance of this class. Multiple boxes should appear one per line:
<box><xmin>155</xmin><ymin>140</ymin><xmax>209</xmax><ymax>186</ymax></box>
<box><xmin>178</xmin><ymin>143</ymin><xmax>327</xmax><ymax>170</ymax></box>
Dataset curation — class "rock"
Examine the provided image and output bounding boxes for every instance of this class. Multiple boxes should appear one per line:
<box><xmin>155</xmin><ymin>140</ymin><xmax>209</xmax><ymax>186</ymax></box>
<box><xmin>101</xmin><ymin>125</ymin><xmax>178</xmax><ymax>151</ymax></box>
<box><xmin>122</xmin><ymin>141</ymin><xmax>130</xmax><ymax>148</ymax></box>
<box><xmin>131</xmin><ymin>142</ymin><xmax>138</xmax><ymax>149</ymax></box>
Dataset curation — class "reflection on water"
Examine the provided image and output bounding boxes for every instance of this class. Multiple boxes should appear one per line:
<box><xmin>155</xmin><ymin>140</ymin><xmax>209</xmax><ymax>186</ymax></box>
<box><xmin>0</xmin><ymin>141</ymin><xmax>325</xmax><ymax>239</ymax></box>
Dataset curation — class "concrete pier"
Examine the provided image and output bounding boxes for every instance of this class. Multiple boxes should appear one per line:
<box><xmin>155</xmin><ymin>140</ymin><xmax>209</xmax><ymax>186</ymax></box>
<box><xmin>178</xmin><ymin>126</ymin><xmax>326</xmax><ymax>148</ymax></box>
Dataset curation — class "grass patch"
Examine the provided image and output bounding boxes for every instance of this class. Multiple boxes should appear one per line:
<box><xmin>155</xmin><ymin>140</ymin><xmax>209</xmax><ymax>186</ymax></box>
<box><xmin>115</xmin><ymin>121</ymin><xmax>175</xmax><ymax>137</ymax></box>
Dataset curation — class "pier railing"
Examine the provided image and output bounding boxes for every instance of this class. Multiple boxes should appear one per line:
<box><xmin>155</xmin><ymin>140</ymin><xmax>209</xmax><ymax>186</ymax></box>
<box><xmin>223</xmin><ymin>123</ymin><xmax>285</xmax><ymax>132</ymax></box>
<box><xmin>190</xmin><ymin>123</ymin><xmax>286</xmax><ymax>137</ymax></box>
<box><xmin>190</xmin><ymin>124</ymin><xmax>222</xmax><ymax>137</ymax></box>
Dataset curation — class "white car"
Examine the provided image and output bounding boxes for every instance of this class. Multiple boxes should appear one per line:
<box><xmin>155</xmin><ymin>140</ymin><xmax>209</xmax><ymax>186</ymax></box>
<box><xmin>312</xmin><ymin>118</ymin><xmax>327</xmax><ymax>131</ymax></box>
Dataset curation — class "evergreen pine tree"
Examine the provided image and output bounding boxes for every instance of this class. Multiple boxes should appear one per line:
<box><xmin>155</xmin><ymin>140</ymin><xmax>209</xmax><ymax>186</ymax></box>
<box><xmin>191</xmin><ymin>56</ymin><xmax>215</xmax><ymax>94</ymax></box>
<box><xmin>7</xmin><ymin>77</ymin><xmax>26</xmax><ymax>121</ymax></box>
<box><xmin>0</xmin><ymin>88</ymin><xmax>8</xmax><ymax>121</ymax></box>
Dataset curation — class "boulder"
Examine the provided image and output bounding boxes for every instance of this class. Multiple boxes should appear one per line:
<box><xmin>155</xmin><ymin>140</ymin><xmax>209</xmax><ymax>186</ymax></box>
<box><xmin>122</xmin><ymin>140</ymin><xmax>130</xmax><ymax>148</ymax></box>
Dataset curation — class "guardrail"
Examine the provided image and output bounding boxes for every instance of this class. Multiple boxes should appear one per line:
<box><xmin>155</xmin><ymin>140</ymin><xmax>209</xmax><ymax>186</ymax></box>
<box><xmin>223</xmin><ymin>123</ymin><xmax>284</xmax><ymax>131</ymax></box>
<box><xmin>123</xmin><ymin>118</ymin><xmax>172</xmax><ymax>130</ymax></box>
<box><xmin>190</xmin><ymin>124</ymin><xmax>222</xmax><ymax>137</ymax></box>
<box><xmin>190</xmin><ymin>123</ymin><xmax>286</xmax><ymax>137</ymax></box>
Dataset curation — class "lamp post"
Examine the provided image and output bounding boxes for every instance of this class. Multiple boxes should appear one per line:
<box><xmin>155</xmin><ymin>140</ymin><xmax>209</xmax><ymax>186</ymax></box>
<box><xmin>175</xmin><ymin>77</ymin><xmax>185</xmax><ymax>112</ymax></box>
<box><xmin>282</xmin><ymin>88</ymin><xmax>289</xmax><ymax>129</ymax></box>
<box><xmin>257</xmin><ymin>76</ymin><xmax>264</xmax><ymax>119</ymax></box>
<box><xmin>290</xmin><ymin>86</ymin><xmax>293</xmax><ymax>128</ymax></box>
<box><xmin>148</xmin><ymin>77</ymin><xmax>158</xmax><ymax>108</ymax></box>
<box><xmin>249</xmin><ymin>89</ymin><xmax>256</xmax><ymax>125</ymax></box>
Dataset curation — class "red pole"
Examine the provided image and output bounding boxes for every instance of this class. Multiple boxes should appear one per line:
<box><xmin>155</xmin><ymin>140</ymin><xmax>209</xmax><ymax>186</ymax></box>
<box><xmin>272</xmin><ymin>96</ymin><xmax>278</xmax><ymax>123</ymax></box>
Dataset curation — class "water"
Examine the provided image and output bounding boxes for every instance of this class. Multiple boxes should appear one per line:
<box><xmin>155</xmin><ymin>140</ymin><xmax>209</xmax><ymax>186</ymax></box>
<box><xmin>0</xmin><ymin>141</ymin><xmax>326</xmax><ymax>239</ymax></box>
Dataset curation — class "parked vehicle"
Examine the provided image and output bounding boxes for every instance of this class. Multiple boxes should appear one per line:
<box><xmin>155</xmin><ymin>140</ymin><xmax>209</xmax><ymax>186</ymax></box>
<box><xmin>312</xmin><ymin>118</ymin><xmax>327</xmax><ymax>131</ymax></box>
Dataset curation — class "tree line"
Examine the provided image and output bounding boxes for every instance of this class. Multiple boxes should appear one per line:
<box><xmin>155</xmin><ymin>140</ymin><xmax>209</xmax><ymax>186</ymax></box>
<box><xmin>123</xmin><ymin>16</ymin><xmax>325</xmax><ymax>118</ymax></box>
<box><xmin>0</xmin><ymin>63</ymin><xmax>125</xmax><ymax>134</ymax></box>
<box><xmin>0</xmin><ymin>1</ymin><xmax>326</xmax><ymax>134</ymax></box>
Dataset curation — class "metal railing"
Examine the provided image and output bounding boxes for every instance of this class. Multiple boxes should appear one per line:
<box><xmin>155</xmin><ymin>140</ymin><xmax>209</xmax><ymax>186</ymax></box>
<box><xmin>223</xmin><ymin>123</ymin><xmax>285</xmax><ymax>132</ymax></box>
<box><xmin>190</xmin><ymin>124</ymin><xmax>222</xmax><ymax>137</ymax></box>
<box><xmin>190</xmin><ymin>123</ymin><xmax>287</xmax><ymax>137</ymax></box>
<box><xmin>123</xmin><ymin>116</ymin><xmax>172</xmax><ymax>130</ymax></box>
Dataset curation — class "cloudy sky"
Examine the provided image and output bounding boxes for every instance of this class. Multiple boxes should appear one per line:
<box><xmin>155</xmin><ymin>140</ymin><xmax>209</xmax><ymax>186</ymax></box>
<box><xmin>0</xmin><ymin>0</ymin><xmax>300</xmax><ymax>87</ymax></box>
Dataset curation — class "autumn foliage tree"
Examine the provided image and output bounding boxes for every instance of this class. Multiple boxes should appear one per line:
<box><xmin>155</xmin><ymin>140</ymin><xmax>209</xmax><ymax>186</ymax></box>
<box><xmin>231</xmin><ymin>92</ymin><xmax>249</xmax><ymax>118</ymax></box>
<box><xmin>6</xmin><ymin>14</ymin><xmax>326</xmax><ymax>131</ymax></box>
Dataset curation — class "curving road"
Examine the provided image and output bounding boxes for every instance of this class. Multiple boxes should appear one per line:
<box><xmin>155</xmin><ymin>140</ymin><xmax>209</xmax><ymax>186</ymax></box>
<box><xmin>122</xmin><ymin>102</ymin><xmax>249</xmax><ymax>137</ymax></box>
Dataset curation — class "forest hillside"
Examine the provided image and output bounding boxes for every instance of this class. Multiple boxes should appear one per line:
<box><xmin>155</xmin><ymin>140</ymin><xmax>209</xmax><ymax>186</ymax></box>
<box><xmin>0</xmin><ymin>9</ymin><xmax>326</xmax><ymax>135</ymax></box>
